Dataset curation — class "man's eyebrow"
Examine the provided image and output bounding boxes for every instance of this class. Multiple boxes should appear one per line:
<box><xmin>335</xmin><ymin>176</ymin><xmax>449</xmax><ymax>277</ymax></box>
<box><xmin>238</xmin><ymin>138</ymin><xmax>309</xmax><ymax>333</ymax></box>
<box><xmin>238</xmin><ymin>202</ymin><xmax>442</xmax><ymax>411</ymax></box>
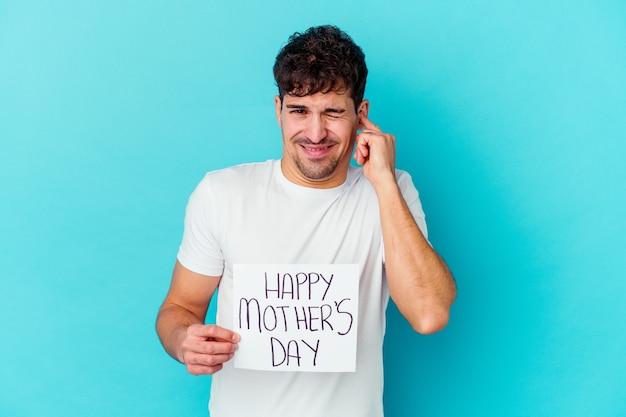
<box><xmin>284</xmin><ymin>104</ymin><xmax>346</xmax><ymax>113</ymax></box>
<box><xmin>325</xmin><ymin>107</ymin><xmax>346</xmax><ymax>114</ymax></box>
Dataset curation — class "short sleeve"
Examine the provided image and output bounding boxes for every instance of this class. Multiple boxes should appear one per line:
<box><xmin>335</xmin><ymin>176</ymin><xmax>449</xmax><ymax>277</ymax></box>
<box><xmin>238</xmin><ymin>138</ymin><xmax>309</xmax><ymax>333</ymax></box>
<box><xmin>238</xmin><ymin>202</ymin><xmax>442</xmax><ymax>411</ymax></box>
<box><xmin>396</xmin><ymin>170</ymin><xmax>429</xmax><ymax>241</ymax></box>
<box><xmin>176</xmin><ymin>176</ymin><xmax>225</xmax><ymax>277</ymax></box>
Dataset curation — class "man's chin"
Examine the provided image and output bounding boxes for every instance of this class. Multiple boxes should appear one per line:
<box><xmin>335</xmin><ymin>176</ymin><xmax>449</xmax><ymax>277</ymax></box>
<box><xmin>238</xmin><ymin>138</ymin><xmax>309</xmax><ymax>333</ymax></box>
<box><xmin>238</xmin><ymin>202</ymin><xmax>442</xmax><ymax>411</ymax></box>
<box><xmin>296</xmin><ymin>160</ymin><xmax>339</xmax><ymax>181</ymax></box>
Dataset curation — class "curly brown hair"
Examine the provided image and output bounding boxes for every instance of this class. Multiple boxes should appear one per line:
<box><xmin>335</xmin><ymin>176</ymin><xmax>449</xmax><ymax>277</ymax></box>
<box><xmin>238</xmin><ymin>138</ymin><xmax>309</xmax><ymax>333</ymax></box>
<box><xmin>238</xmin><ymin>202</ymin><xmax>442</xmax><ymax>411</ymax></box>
<box><xmin>273</xmin><ymin>25</ymin><xmax>368</xmax><ymax>109</ymax></box>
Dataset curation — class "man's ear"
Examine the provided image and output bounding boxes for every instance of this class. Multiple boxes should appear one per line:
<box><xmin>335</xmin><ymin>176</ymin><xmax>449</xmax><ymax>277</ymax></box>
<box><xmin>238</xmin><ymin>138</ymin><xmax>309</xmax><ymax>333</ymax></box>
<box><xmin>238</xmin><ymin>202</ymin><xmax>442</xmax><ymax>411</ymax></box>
<box><xmin>357</xmin><ymin>99</ymin><xmax>370</xmax><ymax>128</ymax></box>
<box><xmin>274</xmin><ymin>96</ymin><xmax>282</xmax><ymax>127</ymax></box>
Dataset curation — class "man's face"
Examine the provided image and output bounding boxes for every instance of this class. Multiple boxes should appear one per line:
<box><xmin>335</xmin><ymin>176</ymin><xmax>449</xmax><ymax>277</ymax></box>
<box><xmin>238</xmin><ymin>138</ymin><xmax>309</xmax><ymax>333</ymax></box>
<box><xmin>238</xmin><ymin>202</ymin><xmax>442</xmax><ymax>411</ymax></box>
<box><xmin>275</xmin><ymin>90</ymin><xmax>368</xmax><ymax>188</ymax></box>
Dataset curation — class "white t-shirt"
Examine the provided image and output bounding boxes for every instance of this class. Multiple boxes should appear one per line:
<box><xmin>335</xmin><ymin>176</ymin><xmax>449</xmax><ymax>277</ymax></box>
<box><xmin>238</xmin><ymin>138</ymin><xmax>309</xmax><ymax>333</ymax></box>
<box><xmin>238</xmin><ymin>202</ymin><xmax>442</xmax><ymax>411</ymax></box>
<box><xmin>177</xmin><ymin>159</ymin><xmax>428</xmax><ymax>417</ymax></box>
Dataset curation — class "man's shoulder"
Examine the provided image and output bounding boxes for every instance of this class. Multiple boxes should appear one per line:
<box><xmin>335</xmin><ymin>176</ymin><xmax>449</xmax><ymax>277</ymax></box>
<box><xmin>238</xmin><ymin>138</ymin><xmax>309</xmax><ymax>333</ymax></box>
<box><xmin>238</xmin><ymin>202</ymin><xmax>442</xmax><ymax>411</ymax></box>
<box><xmin>201</xmin><ymin>160</ymin><xmax>277</xmax><ymax>184</ymax></box>
<box><xmin>394</xmin><ymin>168</ymin><xmax>413</xmax><ymax>183</ymax></box>
<box><xmin>208</xmin><ymin>159</ymin><xmax>276</xmax><ymax>176</ymax></box>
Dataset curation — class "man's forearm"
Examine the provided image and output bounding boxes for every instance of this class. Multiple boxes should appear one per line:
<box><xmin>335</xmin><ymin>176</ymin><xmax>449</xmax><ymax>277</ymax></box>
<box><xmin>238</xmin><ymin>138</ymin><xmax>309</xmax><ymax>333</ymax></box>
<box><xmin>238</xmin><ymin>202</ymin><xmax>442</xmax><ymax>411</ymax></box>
<box><xmin>156</xmin><ymin>303</ymin><xmax>203</xmax><ymax>363</ymax></box>
<box><xmin>377</xmin><ymin>181</ymin><xmax>456</xmax><ymax>334</ymax></box>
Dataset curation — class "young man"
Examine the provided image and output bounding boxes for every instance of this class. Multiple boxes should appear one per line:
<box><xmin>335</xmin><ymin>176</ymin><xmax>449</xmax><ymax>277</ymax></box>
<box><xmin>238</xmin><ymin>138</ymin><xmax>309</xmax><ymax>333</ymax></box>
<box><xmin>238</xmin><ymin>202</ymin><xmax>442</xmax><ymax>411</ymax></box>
<box><xmin>157</xmin><ymin>25</ymin><xmax>456</xmax><ymax>417</ymax></box>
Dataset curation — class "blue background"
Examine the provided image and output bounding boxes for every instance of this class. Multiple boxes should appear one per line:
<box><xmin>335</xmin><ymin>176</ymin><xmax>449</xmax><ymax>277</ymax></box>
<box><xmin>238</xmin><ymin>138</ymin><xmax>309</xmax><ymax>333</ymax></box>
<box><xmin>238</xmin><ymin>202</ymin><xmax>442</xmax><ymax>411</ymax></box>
<box><xmin>1</xmin><ymin>1</ymin><xmax>625</xmax><ymax>416</ymax></box>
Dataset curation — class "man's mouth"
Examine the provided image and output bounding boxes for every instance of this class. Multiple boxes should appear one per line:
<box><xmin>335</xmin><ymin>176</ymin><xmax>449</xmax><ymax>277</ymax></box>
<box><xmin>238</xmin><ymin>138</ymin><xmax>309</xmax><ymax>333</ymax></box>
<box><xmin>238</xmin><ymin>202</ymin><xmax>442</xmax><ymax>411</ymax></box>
<box><xmin>300</xmin><ymin>144</ymin><xmax>334</xmax><ymax>158</ymax></box>
<box><xmin>302</xmin><ymin>145</ymin><xmax>333</xmax><ymax>151</ymax></box>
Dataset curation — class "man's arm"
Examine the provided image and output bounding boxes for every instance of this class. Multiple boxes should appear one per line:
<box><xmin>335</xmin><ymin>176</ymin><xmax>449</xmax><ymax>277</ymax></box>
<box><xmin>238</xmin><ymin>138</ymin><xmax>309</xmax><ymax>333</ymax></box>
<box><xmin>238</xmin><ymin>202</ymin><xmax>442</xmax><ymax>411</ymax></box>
<box><xmin>355</xmin><ymin>115</ymin><xmax>457</xmax><ymax>334</ymax></box>
<box><xmin>156</xmin><ymin>261</ymin><xmax>239</xmax><ymax>375</ymax></box>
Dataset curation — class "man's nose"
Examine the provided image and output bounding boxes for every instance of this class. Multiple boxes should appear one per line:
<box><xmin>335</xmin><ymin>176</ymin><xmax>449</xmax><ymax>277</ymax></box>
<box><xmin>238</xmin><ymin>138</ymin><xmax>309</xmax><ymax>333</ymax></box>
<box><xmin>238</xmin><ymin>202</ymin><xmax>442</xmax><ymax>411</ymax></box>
<box><xmin>305</xmin><ymin>115</ymin><xmax>327</xmax><ymax>143</ymax></box>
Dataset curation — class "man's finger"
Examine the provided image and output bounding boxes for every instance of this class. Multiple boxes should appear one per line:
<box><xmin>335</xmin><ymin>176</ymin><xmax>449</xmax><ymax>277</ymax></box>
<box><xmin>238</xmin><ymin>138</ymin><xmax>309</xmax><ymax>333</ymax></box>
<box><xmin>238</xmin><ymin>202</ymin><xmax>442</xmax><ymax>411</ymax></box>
<box><xmin>360</xmin><ymin>115</ymin><xmax>381</xmax><ymax>132</ymax></box>
<box><xmin>185</xmin><ymin>350</ymin><xmax>235</xmax><ymax>367</ymax></box>
<box><xmin>193</xmin><ymin>340</ymin><xmax>239</xmax><ymax>356</ymax></box>
<box><xmin>186</xmin><ymin>362</ymin><xmax>226</xmax><ymax>376</ymax></box>
<box><xmin>188</xmin><ymin>324</ymin><xmax>240</xmax><ymax>342</ymax></box>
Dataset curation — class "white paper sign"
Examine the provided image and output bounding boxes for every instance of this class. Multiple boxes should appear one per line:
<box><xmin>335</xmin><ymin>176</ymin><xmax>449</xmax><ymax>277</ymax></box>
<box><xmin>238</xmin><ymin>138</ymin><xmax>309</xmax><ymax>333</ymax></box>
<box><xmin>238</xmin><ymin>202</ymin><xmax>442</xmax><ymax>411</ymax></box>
<box><xmin>233</xmin><ymin>264</ymin><xmax>359</xmax><ymax>372</ymax></box>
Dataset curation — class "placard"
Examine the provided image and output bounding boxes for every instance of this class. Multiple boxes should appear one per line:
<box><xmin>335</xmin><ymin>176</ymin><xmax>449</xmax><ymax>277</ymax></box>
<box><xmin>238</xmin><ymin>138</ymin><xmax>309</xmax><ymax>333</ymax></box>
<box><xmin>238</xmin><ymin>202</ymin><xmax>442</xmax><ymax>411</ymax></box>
<box><xmin>233</xmin><ymin>264</ymin><xmax>359</xmax><ymax>372</ymax></box>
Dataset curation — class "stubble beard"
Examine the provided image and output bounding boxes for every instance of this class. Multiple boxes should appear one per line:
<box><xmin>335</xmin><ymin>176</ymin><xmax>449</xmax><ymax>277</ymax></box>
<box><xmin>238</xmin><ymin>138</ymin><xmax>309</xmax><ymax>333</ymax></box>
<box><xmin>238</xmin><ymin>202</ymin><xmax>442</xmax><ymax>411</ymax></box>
<box><xmin>293</xmin><ymin>154</ymin><xmax>341</xmax><ymax>180</ymax></box>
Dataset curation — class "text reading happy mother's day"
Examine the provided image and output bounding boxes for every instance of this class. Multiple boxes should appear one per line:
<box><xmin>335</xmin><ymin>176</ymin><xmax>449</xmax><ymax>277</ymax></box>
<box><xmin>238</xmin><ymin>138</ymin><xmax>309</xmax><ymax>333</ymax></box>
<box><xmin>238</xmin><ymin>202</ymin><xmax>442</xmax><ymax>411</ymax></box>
<box><xmin>233</xmin><ymin>264</ymin><xmax>359</xmax><ymax>372</ymax></box>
